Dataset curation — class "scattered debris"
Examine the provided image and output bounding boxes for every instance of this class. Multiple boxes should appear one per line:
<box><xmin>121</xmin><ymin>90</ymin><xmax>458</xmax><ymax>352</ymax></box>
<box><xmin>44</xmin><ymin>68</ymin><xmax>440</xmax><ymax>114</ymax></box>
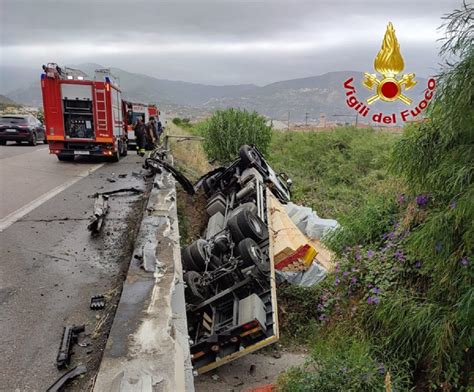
<box><xmin>87</xmin><ymin>194</ymin><xmax>109</xmax><ymax>233</ymax></box>
<box><xmin>272</xmin><ymin>351</ymin><xmax>282</xmax><ymax>359</ymax></box>
<box><xmin>46</xmin><ymin>364</ymin><xmax>87</xmax><ymax>392</ymax></box>
<box><xmin>92</xmin><ymin>187</ymin><xmax>143</xmax><ymax>197</ymax></box>
<box><xmin>211</xmin><ymin>374</ymin><xmax>220</xmax><ymax>381</ymax></box>
<box><xmin>106</xmin><ymin>178</ymin><xmax>116</xmax><ymax>183</ymax></box>
<box><xmin>118</xmin><ymin>173</ymin><xmax>127</xmax><ymax>178</ymax></box>
<box><xmin>78</xmin><ymin>341</ymin><xmax>90</xmax><ymax>348</ymax></box>
<box><xmin>56</xmin><ymin>324</ymin><xmax>85</xmax><ymax>369</ymax></box>
<box><xmin>90</xmin><ymin>295</ymin><xmax>106</xmax><ymax>310</ymax></box>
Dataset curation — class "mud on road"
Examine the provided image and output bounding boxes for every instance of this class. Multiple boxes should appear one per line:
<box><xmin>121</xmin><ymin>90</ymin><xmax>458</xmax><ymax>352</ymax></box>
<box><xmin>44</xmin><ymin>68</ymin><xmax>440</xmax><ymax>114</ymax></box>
<box><xmin>0</xmin><ymin>155</ymin><xmax>153</xmax><ymax>391</ymax></box>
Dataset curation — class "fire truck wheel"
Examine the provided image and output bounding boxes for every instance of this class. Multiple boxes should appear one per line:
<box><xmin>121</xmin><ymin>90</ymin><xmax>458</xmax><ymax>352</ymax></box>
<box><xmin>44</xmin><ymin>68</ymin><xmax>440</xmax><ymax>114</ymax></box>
<box><xmin>110</xmin><ymin>149</ymin><xmax>120</xmax><ymax>162</ymax></box>
<box><xmin>29</xmin><ymin>133</ymin><xmax>38</xmax><ymax>146</ymax></box>
<box><xmin>237</xmin><ymin>238</ymin><xmax>263</xmax><ymax>268</ymax></box>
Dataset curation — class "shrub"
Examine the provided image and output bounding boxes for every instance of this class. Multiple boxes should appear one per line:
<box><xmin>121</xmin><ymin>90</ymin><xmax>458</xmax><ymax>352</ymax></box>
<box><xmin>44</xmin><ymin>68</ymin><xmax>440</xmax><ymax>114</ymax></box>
<box><xmin>200</xmin><ymin>108</ymin><xmax>272</xmax><ymax>163</ymax></box>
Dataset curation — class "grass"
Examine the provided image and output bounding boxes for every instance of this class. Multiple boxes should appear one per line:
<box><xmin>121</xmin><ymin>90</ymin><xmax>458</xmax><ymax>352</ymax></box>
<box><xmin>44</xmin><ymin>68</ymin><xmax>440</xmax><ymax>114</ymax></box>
<box><xmin>269</xmin><ymin>127</ymin><xmax>402</xmax><ymax>219</ymax></box>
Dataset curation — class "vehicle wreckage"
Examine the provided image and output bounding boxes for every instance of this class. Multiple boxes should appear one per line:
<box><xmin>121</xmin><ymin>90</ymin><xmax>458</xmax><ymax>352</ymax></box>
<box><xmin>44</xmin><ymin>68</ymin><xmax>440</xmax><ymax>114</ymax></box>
<box><xmin>145</xmin><ymin>144</ymin><xmax>293</xmax><ymax>373</ymax></box>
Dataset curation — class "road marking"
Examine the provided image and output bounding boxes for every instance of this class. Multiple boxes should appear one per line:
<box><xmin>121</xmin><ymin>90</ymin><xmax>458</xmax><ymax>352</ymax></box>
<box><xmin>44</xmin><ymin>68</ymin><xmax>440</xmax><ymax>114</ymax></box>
<box><xmin>0</xmin><ymin>163</ymin><xmax>104</xmax><ymax>232</ymax></box>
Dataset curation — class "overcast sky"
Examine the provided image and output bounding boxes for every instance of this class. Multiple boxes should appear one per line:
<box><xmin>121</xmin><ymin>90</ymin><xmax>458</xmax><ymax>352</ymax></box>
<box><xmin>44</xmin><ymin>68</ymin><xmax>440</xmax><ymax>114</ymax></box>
<box><xmin>1</xmin><ymin>0</ymin><xmax>459</xmax><ymax>85</ymax></box>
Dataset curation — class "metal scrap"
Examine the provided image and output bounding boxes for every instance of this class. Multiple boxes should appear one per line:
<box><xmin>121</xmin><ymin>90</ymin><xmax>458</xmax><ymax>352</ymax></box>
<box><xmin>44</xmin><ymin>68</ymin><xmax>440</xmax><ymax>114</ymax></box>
<box><xmin>47</xmin><ymin>364</ymin><xmax>87</xmax><ymax>392</ymax></box>
<box><xmin>56</xmin><ymin>324</ymin><xmax>85</xmax><ymax>369</ymax></box>
<box><xmin>90</xmin><ymin>295</ymin><xmax>105</xmax><ymax>310</ymax></box>
<box><xmin>87</xmin><ymin>194</ymin><xmax>109</xmax><ymax>233</ymax></box>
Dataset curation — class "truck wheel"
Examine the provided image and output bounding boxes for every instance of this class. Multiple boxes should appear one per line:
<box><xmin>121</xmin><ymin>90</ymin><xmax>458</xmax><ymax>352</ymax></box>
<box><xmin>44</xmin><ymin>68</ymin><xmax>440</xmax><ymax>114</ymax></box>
<box><xmin>188</xmin><ymin>239</ymin><xmax>208</xmax><ymax>271</ymax></box>
<box><xmin>0</xmin><ymin>140</ymin><xmax>6</xmax><ymax>145</ymax></box>
<box><xmin>122</xmin><ymin>141</ymin><xmax>128</xmax><ymax>156</ymax></box>
<box><xmin>29</xmin><ymin>133</ymin><xmax>38</xmax><ymax>146</ymax></box>
<box><xmin>110</xmin><ymin>149</ymin><xmax>120</xmax><ymax>162</ymax></box>
<box><xmin>57</xmin><ymin>155</ymin><xmax>74</xmax><ymax>162</ymax></box>
<box><xmin>182</xmin><ymin>245</ymin><xmax>199</xmax><ymax>271</ymax></box>
<box><xmin>239</xmin><ymin>145</ymin><xmax>261</xmax><ymax>167</ymax></box>
<box><xmin>237</xmin><ymin>238</ymin><xmax>263</xmax><ymax>268</ymax></box>
<box><xmin>184</xmin><ymin>271</ymin><xmax>209</xmax><ymax>304</ymax></box>
<box><xmin>228</xmin><ymin>209</ymin><xmax>267</xmax><ymax>244</ymax></box>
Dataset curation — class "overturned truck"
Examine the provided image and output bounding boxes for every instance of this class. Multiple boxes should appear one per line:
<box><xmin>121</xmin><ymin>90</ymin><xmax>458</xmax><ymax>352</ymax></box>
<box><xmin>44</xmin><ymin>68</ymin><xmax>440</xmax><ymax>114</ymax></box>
<box><xmin>156</xmin><ymin>145</ymin><xmax>292</xmax><ymax>374</ymax></box>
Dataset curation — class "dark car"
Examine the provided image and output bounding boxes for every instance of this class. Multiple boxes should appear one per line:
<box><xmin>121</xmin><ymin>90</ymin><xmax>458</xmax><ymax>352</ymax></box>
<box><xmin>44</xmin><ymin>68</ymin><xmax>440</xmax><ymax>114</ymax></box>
<box><xmin>0</xmin><ymin>114</ymin><xmax>47</xmax><ymax>146</ymax></box>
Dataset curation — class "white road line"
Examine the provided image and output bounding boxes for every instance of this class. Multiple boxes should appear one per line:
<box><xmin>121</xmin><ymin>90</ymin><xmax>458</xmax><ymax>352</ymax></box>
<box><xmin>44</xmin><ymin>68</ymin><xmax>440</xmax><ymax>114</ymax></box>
<box><xmin>0</xmin><ymin>163</ymin><xmax>104</xmax><ymax>232</ymax></box>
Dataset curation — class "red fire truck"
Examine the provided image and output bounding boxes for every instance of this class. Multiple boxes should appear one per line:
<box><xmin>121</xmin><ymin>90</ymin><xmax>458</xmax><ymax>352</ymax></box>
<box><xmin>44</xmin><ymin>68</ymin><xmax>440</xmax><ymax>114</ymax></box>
<box><xmin>123</xmin><ymin>101</ymin><xmax>159</xmax><ymax>149</ymax></box>
<box><xmin>41</xmin><ymin>63</ymin><xmax>128</xmax><ymax>162</ymax></box>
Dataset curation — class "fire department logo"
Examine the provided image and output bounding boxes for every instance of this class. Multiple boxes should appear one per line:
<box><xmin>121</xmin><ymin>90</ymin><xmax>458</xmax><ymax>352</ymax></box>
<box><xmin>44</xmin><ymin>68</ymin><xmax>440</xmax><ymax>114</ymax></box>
<box><xmin>363</xmin><ymin>22</ymin><xmax>416</xmax><ymax>105</ymax></box>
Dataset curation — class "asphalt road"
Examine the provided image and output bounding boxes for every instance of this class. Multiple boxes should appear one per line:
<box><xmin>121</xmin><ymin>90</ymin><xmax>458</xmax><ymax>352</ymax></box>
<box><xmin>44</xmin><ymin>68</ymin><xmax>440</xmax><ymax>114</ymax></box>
<box><xmin>0</xmin><ymin>145</ymin><xmax>151</xmax><ymax>391</ymax></box>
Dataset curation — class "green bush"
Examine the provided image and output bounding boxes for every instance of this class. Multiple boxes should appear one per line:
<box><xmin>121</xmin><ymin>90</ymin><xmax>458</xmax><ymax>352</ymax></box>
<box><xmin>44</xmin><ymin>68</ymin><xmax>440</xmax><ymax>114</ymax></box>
<box><xmin>200</xmin><ymin>108</ymin><xmax>272</xmax><ymax>163</ymax></box>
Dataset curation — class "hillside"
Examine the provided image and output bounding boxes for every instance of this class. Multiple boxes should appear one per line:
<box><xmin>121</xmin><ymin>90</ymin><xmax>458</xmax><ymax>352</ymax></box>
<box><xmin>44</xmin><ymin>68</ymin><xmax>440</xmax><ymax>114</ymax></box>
<box><xmin>3</xmin><ymin>64</ymin><xmax>429</xmax><ymax>121</ymax></box>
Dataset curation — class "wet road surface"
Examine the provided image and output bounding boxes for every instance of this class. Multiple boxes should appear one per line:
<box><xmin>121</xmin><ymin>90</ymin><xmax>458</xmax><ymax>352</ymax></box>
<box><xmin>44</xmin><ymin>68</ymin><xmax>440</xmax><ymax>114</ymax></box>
<box><xmin>0</xmin><ymin>149</ymin><xmax>152</xmax><ymax>391</ymax></box>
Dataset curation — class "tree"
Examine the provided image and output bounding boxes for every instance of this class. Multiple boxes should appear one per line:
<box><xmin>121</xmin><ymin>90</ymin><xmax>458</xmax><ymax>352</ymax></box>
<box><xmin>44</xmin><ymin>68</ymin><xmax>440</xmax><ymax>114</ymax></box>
<box><xmin>201</xmin><ymin>108</ymin><xmax>272</xmax><ymax>163</ymax></box>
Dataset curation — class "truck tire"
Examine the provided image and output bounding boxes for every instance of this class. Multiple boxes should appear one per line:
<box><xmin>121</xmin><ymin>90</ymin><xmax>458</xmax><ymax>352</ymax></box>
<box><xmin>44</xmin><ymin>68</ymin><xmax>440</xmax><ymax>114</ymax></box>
<box><xmin>122</xmin><ymin>141</ymin><xmax>128</xmax><ymax>156</ymax></box>
<box><xmin>0</xmin><ymin>140</ymin><xmax>6</xmax><ymax>145</ymax></box>
<box><xmin>228</xmin><ymin>209</ymin><xmax>267</xmax><ymax>244</ymax></box>
<box><xmin>239</xmin><ymin>145</ymin><xmax>261</xmax><ymax>167</ymax></box>
<box><xmin>57</xmin><ymin>154</ymin><xmax>74</xmax><ymax>162</ymax></box>
<box><xmin>29</xmin><ymin>133</ymin><xmax>38</xmax><ymax>146</ymax></box>
<box><xmin>237</xmin><ymin>238</ymin><xmax>263</xmax><ymax>268</ymax></box>
<box><xmin>110</xmin><ymin>149</ymin><xmax>120</xmax><ymax>162</ymax></box>
<box><xmin>182</xmin><ymin>245</ymin><xmax>199</xmax><ymax>271</ymax></box>
<box><xmin>184</xmin><ymin>271</ymin><xmax>209</xmax><ymax>304</ymax></box>
<box><xmin>188</xmin><ymin>239</ymin><xmax>208</xmax><ymax>271</ymax></box>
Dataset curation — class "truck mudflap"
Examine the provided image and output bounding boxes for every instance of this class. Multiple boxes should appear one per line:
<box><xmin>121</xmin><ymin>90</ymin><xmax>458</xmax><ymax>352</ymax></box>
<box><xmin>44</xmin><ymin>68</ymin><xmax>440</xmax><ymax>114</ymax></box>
<box><xmin>147</xmin><ymin>144</ymin><xmax>291</xmax><ymax>373</ymax></box>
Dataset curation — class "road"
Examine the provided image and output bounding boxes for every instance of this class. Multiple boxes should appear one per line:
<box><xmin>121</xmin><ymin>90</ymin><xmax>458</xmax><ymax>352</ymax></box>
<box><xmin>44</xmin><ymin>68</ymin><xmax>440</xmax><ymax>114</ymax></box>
<box><xmin>0</xmin><ymin>144</ymin><xmax>151</xmax><ymax>391</ymax></box>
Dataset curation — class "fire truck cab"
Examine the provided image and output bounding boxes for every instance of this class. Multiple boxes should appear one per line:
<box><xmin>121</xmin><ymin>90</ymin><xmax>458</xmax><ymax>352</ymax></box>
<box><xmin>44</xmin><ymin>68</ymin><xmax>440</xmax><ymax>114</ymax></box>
<box><xmin>41</xmin><ymin>63</ymin><xmax>128</xmax><ymax>162</ymax></box>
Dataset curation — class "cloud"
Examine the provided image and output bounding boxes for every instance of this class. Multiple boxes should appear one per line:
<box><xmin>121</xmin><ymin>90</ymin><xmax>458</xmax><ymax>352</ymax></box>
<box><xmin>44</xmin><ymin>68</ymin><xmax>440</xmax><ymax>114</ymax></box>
<box><xmin>0</xmin><ymin>0</ymin><xmax>459</xmax><ymax>84</ymax></box>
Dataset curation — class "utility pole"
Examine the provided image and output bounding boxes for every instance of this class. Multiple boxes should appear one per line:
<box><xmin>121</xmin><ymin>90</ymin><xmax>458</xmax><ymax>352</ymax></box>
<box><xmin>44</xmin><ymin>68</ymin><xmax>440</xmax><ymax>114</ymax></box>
<box><xmin>333</xmin><ymin>114</ymin><xmax>359</xmax><ymax>127</ymax></box>
<box><xmin>305</xmin><ymin>112</ymin><xmax>309</xmax><ymax>126</ymax></box>
<box><xmin>287</xmin><ymin>111</ymin><xmax>290</xmax><ymax>131</ymax></box>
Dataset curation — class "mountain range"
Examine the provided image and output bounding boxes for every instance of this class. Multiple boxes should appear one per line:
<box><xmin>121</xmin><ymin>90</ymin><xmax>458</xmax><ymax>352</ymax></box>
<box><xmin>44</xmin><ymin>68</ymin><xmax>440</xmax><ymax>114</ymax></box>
<box><xmin>1</xmin><ymin>63</ymin><xmax>429</xmax><ymax>122</ymax></box>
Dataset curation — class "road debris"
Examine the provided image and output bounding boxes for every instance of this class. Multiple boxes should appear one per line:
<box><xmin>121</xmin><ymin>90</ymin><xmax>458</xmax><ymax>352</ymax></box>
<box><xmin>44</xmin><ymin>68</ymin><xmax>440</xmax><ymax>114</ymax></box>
<box><xmin>90</xmin><ymin>295</ymin><xmax>106</xmax><ymax>310</ymax></box>
<box><xmin>87</xmin><ymin>194</ymin><xmax>109</xmax><ymax>233</ymax></box>
<box><xmin>46</xmin><ymin>364</ymin><xmax>87</xmax><ymax>392</ymax></box>
<box><xmin>56</xmin><ymin>324</ymin><xmax>85</xmax><ymax>369</ymax></box>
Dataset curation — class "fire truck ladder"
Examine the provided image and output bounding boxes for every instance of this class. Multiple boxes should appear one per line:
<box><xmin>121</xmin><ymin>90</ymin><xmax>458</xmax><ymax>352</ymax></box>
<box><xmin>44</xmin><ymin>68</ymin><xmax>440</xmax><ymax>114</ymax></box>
<box><xmin>95</xmin><ymin>89</ymin><xmax>108</xmax><ymax>132</ymax></box>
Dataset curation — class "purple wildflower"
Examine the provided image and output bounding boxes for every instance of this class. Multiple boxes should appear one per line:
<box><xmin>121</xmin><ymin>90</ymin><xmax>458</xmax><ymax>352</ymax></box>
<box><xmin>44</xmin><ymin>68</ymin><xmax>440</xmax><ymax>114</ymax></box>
<box><xmin>320</xmin><ymin>294</ymin><xmax>328</xmax><ymax>302</ymax></box>
<box><xmin>367</xmin><ymin>283</ymin><xmax>373</xmax><ymax>289</ymax></box>
<box><xmin>367</xmin><ymin>249</ymin><xmax>375</xmax><ymax>258</ymax></box>
<box><xmin>343</xmin><ymin>271</ymin><xmax>350</xmax><ymax>277</ymax></box>
<box><xmin>335</xmin><ymin>262</ymin><xmax>340</xmax><ymax>272</ymax></box>
<box><xmin>388</xmin><ymin>231</ymin><xmax>396</xmax><ymax>240</ymax></box>
<box><xmin>449</xmin><ymin>201</ymin><xmax>456</xmax><ymax>209</ymax></box>
<box><xmin>318</xmin><ymin>314</ymin><xmax>329</xmax><ymax>322</ymax></box>
<box><xmin>397</xmin><ymin>194</ymin><xmax>406</xmax><ymax>204</ymax></box>
<box><xmin>317</xmin><ymin>303</ymin><xmax>324</xmax><ymax>311</ymax></box>
<box><xmin>394</xmin><ymin>249</ymin><xmax>406</xmax><ymax>262</ymax></box>
<box><xmin>372</xmin><ymin>287</ymin><xmax>381</xmax><ymax>295</ymax></box>
<box><xmin>355</xmin><ymin>252</ymin><xmax>362</xmax><ymax>261</ymax></box>
<box><xmin>367</xmin><ymin>296</ymin><xmax>374</xmax><ymax>304</ymax></box>
<box><xmin>350</xmin><ymin>276</ymin><xmax>357</xmax><ymax>285</ymax></box>
<box><xmin>416</xmin><ymin>194</ymin><xmax>429</xmax><ymax>206</ymax></box>
<box><xmin>414</xmin><ymin>260</ymin><xmax>422</xmax><ymax>269</ymax></box>
<box><xmin>460</xmin><ymin>257</ymin><xmax>469</xmax><ymax>266</ymax></box>
<box><xmin>334</xmin><ymin>278</ymin><xmax>341</xmax><ymax>286</ymax></box>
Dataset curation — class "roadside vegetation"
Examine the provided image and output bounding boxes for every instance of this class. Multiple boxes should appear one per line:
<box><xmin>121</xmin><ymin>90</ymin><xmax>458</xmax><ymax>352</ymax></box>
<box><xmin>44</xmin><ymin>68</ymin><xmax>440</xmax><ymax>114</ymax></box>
<box><xmin>171</xmin><ymin>5</ymin><xmax>472</xmax><ymax>389</ymax></box>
